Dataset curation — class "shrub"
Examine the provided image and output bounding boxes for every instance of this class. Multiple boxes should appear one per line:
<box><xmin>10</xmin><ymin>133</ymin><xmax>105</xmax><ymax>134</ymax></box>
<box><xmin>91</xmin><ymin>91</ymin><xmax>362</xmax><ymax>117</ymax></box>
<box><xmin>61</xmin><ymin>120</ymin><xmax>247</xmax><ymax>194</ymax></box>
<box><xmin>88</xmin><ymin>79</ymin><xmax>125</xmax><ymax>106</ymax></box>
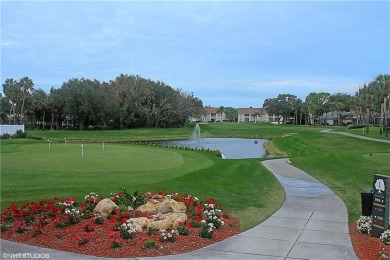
<box><xmin>347</xmin><ymin>124</ymin><xmax>366</xmax><ymax>129</ymax></box>
<box><xmin>177</xmin><ymin>224</ymin><xmax>190</xmax><ymax>236</ymax></box>
<box><xmin>94</xmin><ymin>215</ymin><xmax>105</xmax><ymax>225</ymax></box>
<box><xmin>111</xmin><ymin>239</ymin><xmax>122</xmax><ymax>248</ymax></box>
<box><xmin>116</xmin><ymin>188</ymin><xmax>146</xmax><ymax>210</ymax></box>
<box><xmin>14</xmin><ymin>130</ymin><xmax>28</xmax><ymax>138</ymax></box>
<box><xmin>199</xmin><ymin>223</ymin><xmax>215</xmax><ymax>239</ymax></box>
<box><xmin>356</xmin><ymin>215</ymin><xmax>372</xmax><ymax>234</ymax></box>
<box><xmin>160</xmin><ymin>229</ymin><xmax>178</xmax><ymax>242</ymax></box>
<box><xmin>78</xmin><ymin>237</ymin><xmax>89</xmax><ymax>245</ymax></box>
<box><xmin>143</xmin><ymin>239</ymin><xmax>157</xmax><ymax>249</ymax></box>
<box><xmin>119</xmin><ymin>221</ymin><xmax>137</xmax><ymax>239</ymax></box>
<box><xmin>215</xmin><ymin>150</ymin><xmax>222</xmax><ymax>157</ymax></box>
<box><xmin>27</xmin><ymin>135</ymin><xmax>43</xmax><ymax>140</ymax></box>
<box><xmin>1</xmin><ymin>224</ymin><xmax>9</xmax><ymax>232</ymax></box>
<box><xmin>380</xmin><ymin>230</ymin><xmax>390</xmax><ymax>245</ymax></box>
<box><xmin>0</xmin><ymin>133</ymin><xmax>11</xmax><ymax>139</ymax></box>
<box><xmin>147</xmin><ymin>227</ymin><xmax>157</xmax><ymax>235</ymax></box>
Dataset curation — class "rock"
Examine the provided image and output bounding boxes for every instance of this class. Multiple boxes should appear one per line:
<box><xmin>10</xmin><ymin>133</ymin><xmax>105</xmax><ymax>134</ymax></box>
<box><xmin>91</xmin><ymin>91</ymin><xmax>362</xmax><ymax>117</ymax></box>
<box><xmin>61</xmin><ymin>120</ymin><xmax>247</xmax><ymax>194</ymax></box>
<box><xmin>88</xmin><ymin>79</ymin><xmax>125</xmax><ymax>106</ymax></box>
<box><xmin>136</xmin><ymin>197</ymin><xmax>186</xmax><ymax>214</ymax></box>
<box><xmin>149</xmin><ymin>213</ymin><xmax>187</xmax><ymax>230</ymax></box>
<box><xmin>136</xmin><ymin>200</ymin><xmax>159</xmax><ymax>213</ymax></box>
<box><xmin>161</xmin><ymin>198</ymin><xmax>186</xmax><ymax>213</ymax></box>
<box><xmin>127</xmin><ymin>217</ymin><xmax>151</xmax><ymax>232</ymax></box>
<box><xmin>93</xmin><ymin>198</ymin><xmax>119</xmax><ymax>221</ymax></box>
<box><xmin>153</xmin><ymin>213</ymin><xmax>165</xmax><ymax>220</ymax></box>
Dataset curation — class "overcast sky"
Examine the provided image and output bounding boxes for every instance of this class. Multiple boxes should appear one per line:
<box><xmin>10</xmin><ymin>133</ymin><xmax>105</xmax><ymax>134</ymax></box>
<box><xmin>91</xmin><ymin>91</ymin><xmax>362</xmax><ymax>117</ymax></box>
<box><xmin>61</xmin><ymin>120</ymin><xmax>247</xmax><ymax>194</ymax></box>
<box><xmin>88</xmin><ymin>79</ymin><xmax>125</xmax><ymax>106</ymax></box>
<box><xmin>1</xmin><ymin>1</ymin><xmax>389</xmax><ymax>108</ymax></box>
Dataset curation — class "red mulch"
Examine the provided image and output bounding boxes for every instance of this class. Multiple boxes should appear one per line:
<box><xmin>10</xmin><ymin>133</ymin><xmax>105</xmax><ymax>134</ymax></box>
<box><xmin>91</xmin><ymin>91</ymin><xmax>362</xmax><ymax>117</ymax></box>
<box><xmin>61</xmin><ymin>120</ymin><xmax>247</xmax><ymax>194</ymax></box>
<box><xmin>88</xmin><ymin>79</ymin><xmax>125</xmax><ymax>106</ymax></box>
<box><xmin>349</xmin><ymin>224</ymin><xmax>390</xmax><ymax>259</ymax></box>
<box><xmin>0</xmin><ymin>213</ymin><xmax>240</xmax><ymax>258</ymax></box>
<box><xmin>5</xmin><ymin>211</ymin><xmax>390</xmax><ymax>259</ymax></box>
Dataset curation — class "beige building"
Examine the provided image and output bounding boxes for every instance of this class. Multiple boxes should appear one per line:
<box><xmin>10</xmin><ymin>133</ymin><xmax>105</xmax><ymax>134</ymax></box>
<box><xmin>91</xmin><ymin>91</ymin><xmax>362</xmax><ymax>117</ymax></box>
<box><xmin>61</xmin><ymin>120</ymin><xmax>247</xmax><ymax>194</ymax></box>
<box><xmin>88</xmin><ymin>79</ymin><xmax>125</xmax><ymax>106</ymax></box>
<box><xmin>237</xmin><ymin>108</ymin><xmax>280</xmax><ymax>123</ymax></box>
<box><xmin>201</xmin><ymin>107</ymin><xmax>226</xmax><ymax>122</ymax></box>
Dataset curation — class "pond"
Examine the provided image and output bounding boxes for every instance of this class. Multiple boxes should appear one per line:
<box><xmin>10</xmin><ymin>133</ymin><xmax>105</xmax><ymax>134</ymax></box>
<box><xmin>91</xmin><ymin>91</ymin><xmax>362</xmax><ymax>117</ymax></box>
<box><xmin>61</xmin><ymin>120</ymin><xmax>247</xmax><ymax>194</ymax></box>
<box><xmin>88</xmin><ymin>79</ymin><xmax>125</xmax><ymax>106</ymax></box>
<box><xmin>159</xmin><ymin>138</ymin><xmax>268</xmax><ymax>159</ymax></box>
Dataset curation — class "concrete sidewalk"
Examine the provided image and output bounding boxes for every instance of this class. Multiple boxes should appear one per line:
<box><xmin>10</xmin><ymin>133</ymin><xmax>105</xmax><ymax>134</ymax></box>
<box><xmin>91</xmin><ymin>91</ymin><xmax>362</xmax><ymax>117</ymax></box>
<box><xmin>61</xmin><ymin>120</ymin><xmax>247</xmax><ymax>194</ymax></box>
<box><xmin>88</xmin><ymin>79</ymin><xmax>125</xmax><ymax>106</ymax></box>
<box><xmin>1</xmin><ymin>158</ymin><xmax>357</xmax><ymax>260</ymax></box>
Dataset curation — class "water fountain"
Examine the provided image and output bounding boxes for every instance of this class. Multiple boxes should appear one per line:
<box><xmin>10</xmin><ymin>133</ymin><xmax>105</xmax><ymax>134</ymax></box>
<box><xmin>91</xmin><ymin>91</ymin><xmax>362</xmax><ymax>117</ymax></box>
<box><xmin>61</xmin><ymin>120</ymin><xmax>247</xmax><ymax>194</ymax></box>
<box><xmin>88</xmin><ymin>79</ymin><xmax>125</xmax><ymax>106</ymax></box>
<box><xmin>192</xmin><ymin>123</ymin><xmax>201</xmax><ymax>142</ymax></box>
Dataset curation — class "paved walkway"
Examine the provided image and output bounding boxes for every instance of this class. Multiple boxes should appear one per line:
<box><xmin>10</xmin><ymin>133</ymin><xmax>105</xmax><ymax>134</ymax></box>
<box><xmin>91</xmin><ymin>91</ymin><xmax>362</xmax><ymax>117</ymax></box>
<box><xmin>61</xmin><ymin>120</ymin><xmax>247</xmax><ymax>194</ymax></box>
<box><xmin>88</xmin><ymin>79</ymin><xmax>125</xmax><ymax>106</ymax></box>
<box><xmin>1</xmin><ymin>158</ymin><xmax>357</xmax><ymax>260</ymax></box>
<box><xmin>321</xmin><ymin>129</ymin><xmax>390</xmax><ymax>143</ymax></box>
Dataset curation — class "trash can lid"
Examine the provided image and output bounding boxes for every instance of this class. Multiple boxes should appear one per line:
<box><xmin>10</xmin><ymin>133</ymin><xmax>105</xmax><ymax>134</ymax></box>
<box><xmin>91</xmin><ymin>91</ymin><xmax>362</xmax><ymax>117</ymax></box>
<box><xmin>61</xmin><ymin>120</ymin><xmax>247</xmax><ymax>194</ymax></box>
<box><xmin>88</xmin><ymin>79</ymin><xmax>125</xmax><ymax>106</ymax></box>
<box><xmin>361</xmin><ymin>189</ymin><xmax>373</xmax><ymax>194</ymax></box>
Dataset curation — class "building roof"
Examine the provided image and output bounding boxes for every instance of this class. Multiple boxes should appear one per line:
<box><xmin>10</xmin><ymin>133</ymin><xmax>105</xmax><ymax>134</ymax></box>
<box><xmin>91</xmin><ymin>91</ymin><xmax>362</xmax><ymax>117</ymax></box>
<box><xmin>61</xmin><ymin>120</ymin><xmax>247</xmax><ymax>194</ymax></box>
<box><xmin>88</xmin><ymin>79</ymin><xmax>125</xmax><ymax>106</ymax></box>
<box><xmin>238</xmin><ymin>108</ymin><xmax>267</xmax><ymax>115</ymax></box>
<box><xmin>204</xmin><ymin>107</ymin><xmax>220</xmax><ymax>114</ymax></box>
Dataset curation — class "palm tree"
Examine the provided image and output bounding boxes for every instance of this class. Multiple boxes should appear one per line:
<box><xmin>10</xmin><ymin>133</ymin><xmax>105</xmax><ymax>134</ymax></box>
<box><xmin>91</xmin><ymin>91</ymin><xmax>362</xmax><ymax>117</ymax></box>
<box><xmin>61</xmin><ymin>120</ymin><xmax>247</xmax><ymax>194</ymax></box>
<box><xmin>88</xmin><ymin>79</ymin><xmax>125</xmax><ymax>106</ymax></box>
<box><xmin>3</xmin><ymin>78</ymin><xmax>21</xmax><ymax>124</ymax></box>
<box><xmin>19</xmin><ymin>77</ymin><xmax>34</xmax><ymax>124</ymax></box>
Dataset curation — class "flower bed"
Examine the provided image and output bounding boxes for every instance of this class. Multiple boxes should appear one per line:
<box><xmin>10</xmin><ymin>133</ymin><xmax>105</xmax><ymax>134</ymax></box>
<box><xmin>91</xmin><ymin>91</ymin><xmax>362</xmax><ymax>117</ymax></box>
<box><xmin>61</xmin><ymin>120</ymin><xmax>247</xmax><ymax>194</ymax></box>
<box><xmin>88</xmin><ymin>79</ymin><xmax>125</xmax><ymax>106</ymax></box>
<box><xmin>350</xmin><ymin>216</ymin><xmax>390</xmax><ymax>259</ymax></box>
<box><xmin>0</xmin><ymin>190</ymin><xmax>240</xmax><ymax>258</ymax></box>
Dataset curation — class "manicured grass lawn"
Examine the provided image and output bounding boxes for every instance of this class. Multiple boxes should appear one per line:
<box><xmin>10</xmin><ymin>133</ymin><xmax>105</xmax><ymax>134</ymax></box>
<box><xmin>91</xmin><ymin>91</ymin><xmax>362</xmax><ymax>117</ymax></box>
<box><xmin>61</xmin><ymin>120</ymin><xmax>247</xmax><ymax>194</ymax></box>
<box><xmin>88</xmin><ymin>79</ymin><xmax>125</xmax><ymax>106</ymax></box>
<box><xmin>0</xmin><ymin>138</ymin><xmax>284</xmax><ymax>231</ymax></box>
<box><xmin>3</xmin><ymin>122</ymin><xmax>390</xmax><ymax>229</ymax></box>
<box><xmin>272</xmin><ymin>129</ymin><xmax>390</xmax><ymax>222</ymax></box>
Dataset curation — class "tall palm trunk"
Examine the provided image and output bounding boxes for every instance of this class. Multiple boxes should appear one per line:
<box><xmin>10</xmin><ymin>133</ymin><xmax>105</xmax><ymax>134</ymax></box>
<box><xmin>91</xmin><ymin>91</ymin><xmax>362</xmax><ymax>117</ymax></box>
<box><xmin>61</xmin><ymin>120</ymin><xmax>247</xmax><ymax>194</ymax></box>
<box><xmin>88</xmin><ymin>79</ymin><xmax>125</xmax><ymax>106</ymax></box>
<box><xmin>366</xmin><ymin>107</ymin><xmax>370</xmax><ymax>134</ymax></box>
<box><xmin>385</xmin><ymin>97</ymin><xmax>388</xmax><ymax>137</ymax></box>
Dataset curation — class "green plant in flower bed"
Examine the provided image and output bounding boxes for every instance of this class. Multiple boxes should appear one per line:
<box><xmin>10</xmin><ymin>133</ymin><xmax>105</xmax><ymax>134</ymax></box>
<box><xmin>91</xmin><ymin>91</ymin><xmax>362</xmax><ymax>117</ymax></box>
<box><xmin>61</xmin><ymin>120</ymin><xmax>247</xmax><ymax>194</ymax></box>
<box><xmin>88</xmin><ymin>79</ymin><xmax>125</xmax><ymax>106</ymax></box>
<box><xmin>142</xmin><ymin>239</ymin><xmax>157</xmax><ymax>249</ymax></box>
<box><xmin>159</xmin><ymin>229</ymin><xmax>178</xmax><ymax>242</ymax></box>
<box><xmin>199</xmin><ymin>223</ymin><xmax>215</xmax><ymax>239</ymax></box>
<box><xmin>94</xmin><ymin>215</ymin><xmax>105</xmax><ymax>225</ymax></box>
<box><xmin>111</xmin><ymin>239</ymin><xmax>122</xmax><ymax>248</ymax></box>
<box><xmin>119</xmin><ymin>221</ymin><xmax>137</xmax><ymax>239</ymax></box>
<box><xmin>380</xmin><ymin>230</ymin><xmax>390</xmax><ymax>245</ymax></box>
<box><xmin>177</xmin><ymin>224</ymin><xmax>189</xmax><ymax>236</ymax></box>
<box><xmin>116</xmin><ymin>188</ymin><xmax>146</xmax><ymax>210</ymax></box>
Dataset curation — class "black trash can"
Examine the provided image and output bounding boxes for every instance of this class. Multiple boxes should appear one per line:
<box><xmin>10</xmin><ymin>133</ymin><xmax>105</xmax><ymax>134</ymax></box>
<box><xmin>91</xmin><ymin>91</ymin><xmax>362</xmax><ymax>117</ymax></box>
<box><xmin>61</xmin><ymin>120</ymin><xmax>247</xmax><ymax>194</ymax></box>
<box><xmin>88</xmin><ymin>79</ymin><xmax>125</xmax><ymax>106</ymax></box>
<box><xmin>361</xmin><ymin>189</ymin><xmax>373</xmax><ymax>216</ymax></box>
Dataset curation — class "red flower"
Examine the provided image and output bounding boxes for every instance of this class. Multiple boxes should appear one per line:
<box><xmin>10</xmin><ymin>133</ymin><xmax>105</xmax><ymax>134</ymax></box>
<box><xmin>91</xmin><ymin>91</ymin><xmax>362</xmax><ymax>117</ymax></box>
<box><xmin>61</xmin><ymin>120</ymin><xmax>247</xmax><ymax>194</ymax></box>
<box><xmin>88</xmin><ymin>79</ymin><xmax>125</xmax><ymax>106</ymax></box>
<box><xmin>186</xmin><ymin>222</ymin><xmax>192</xmax><ymax>229</ymax></box>
<box><xmin>156</xmin><ymin>190</ymin><xmax>168</xmax><ymax>196</ymax></box>
<box><xmin>89</xmin><ymin>197</ymin><xmax>95</xmax><ymax>203</ymax></box>
<box><xmin>185</xmin><ymin>198</ymin><xmax>195</xmax><ymax>206</ymax></box>
<box><xmin>110</xmin><ymin>197</ymin><xmax>116</xmax><ymax>202</ymax></box>
<box><xmin>114</xmin><ymin>238</ymin><xmax>121</xmax><ymax>244</ymax></box>
<box><xmin>110</xmin><ymin>218</ymin><xmax>117</xmax><ymax>224</ymax></box>
<box><xmin>194</xmin><ymin>215</ymin><xmax>202</xmax><ymax>223</ymax></box>
<box><xmin>121</xmin><ymin>218</ymin><xmax>128</xmax><ymax>223</ymax></box>
<box><xmin>195</xmin><ymin>206</ymin><xmax>203</xmax><ymax>215</ymax></box>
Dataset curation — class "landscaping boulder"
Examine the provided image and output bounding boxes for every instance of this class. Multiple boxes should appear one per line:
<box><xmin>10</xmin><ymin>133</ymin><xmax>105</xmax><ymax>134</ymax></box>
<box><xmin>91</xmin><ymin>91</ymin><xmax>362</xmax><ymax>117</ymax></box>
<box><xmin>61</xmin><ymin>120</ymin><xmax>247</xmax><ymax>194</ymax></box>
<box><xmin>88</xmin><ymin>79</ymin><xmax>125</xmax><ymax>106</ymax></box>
<box><xmin>127</xmin><ymin>217</ymin><xmax>152</xmax><ymax>232</ymax></box>
<box><xmin>136</xmin><ymin>197</ymin><xmax>186</xmax><ymax>214</ymax></box>
<box><xmin>93</xmin><ymin>198</ymin><xmax>119</xmax><ymax>221</ymax></box>
<box><xmin>148</xmin><ymin>212</ymin><xmax>187</xmax><ymax>230</ymax></box>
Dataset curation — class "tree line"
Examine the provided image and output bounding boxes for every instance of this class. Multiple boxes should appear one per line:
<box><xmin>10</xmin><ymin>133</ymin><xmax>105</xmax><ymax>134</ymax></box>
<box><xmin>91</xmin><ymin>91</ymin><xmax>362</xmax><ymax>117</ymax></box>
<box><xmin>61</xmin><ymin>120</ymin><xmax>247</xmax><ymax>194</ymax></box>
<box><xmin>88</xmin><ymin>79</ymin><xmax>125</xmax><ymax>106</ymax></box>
<box><xmin>2</xmin><ymin>73</ymin><xmax>389</xmax><ymax>132</ymax></box>
<box><xmin>1</xmin><ymin>74</ymin><xmax>204</xmax><ymax>130</ymax></box>
<box><xmin>263</xmin><ymin>74</ymin><xmax>390</xmax><ymax>134</ymax></box>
